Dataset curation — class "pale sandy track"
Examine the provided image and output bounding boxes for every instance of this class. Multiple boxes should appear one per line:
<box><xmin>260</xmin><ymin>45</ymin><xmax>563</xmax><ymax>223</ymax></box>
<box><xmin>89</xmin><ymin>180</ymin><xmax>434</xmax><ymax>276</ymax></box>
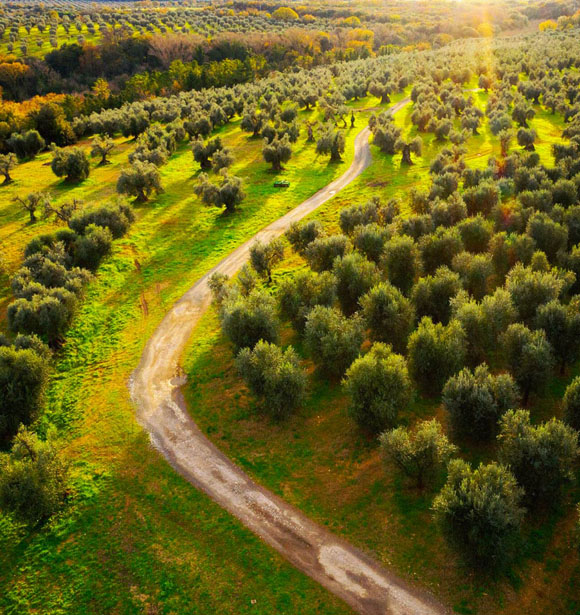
<box><xmin>130</xmin><ymin>98</ymin><xmax>449</xmax><ymax>615</ymax></box>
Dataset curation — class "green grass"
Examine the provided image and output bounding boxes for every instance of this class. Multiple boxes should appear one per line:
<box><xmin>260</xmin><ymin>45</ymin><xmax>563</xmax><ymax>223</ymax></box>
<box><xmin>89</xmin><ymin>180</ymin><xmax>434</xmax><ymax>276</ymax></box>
<box><xmin>1</xmin><ymin>89</ymin><xmax>578</xmax><ymax>615</ymax></box>
<box><xmin>0</xmin><ymin>96</ymin><xmax>391</xmax><ymax>615</ymax></box>
<box><xmin>180</xmin><ymin>101</ymin><xmax>580</xmax><ymax>615</ymax></box>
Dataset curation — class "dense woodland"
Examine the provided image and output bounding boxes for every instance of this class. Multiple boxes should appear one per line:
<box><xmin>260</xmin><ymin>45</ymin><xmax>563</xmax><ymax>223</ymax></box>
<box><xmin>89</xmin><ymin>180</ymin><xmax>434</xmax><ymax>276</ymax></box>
<box><xmin>1</xmin><ymin>1</ymin><xmax>580</xmax><ymax>614</ymax></box>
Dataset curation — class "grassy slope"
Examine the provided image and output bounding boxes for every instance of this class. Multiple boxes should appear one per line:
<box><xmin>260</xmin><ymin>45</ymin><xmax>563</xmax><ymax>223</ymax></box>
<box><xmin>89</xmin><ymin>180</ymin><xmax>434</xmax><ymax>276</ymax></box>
<box><xmin>181</xmin><ymin>99</ymin><xmax>580</xmax><ymax>615</ymax></box>
<box><xmin>0</xmin><ymin>97</ymin><xmax>392</xmax><ymax>615</ymax></box>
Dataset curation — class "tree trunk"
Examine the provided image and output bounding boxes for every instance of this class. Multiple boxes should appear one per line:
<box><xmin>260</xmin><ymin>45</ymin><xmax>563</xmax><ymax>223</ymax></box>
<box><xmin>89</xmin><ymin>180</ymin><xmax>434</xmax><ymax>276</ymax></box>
<box><xmin>401</xmin><ymin>145</ymin><xmax>413</xmax><ymax>165</ymax></box>
<box><xmin>137</xmin><ymin>189</ymin><xmax>148</xmax><ymax>203</ymax></box>
<box><xmin>381</xmin><ymin>94</ymin><xmax>390</xmax><ymax>104</ymax></box>
<box><xmin>3</xmin><ymin>172</ymin><xmax>12</xmax><ymax>184</ymax></box>
<box><xmin>29</xmin><ymin>210</ymin><xmax>37</xmax><ymax>223</ymax></box>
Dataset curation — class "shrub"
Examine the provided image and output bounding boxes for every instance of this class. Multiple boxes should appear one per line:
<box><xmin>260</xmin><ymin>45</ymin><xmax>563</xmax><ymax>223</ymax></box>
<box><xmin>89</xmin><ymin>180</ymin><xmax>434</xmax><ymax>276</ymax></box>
<box><xmin>0</xmin><ymin>347</ymin><xmax>49</xmax><ymax>440</ymax></box>
<box><xmin>380</xmin><ymin>419</ymin><xmax>457</xmax><ymax>488</ymax></box>
<box><xmin>433</xmin><ymin>460</ymin><xmax>524</xmax><ymax>567</ymax></box>
<box><xmin>236</xmin><ymin>341</ymin><xmax>306</xmax><ymax>420</ymax></box>
<box><xmin>360</xmin><ymin>282</ymin><xmax>414</xmax><ymax>353</ymax></box>
<box><xmin>0</xmin><ymin>427</ymin><xmax>68</xmax><ymax>525</ymax></box>
<box><xmin>563</xmin><ymin>377</ymin><xmax>580</xmax><ymax>432</ymax></box>
<box><xmin>498</xmin><ymin>409</ymin><xmax>579</xmax><ymax>505</ymax></box>
<box><xmin>304</xmin><ymin>306</ymin><xmax>364</xmax><ymax>378</ymax></box>
<box><xmin>344</xmin><ymin>343</ymin><xmax>412</xmax><ymax>433</ymax></box>
<box><xmin>219</xmin><ymin>289</ymin><xmax>280</xmax><ymax>352</ymax></box>
<box><xmin>442</xmin><ymin>364</ymin><xmax>519</xmax><ymax>440</ymax></box>
<box><xmin>407</xmin><ymin>317</ymin><xmax>466</xmax><ymax>395</ymax></box>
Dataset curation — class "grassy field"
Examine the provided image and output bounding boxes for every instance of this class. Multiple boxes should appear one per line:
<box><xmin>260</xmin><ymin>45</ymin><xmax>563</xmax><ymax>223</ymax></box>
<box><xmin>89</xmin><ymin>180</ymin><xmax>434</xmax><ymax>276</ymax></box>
<box><xmin>0</xmin><ymin>95</ymin><xmax>392</xmax><ymax>615</ymax></box>
<box><xmin>1</xmin><ymin>89</ymin><xmax>578</xmax><ymax>615</ymax></box>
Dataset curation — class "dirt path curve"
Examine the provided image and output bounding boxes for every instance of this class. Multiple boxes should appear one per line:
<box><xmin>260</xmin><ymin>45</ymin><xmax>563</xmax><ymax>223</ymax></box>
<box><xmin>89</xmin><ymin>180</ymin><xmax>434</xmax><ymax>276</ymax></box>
<box><xmin>130</xmin><ymin>98</ymin><xmax>449</xmax><ymax>615</ymax></box>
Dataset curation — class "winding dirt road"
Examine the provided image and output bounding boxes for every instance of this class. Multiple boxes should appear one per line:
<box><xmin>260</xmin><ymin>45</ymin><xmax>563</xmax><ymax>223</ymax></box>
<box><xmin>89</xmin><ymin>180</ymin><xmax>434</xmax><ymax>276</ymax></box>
<box><xmin>130</xmin><ymin>98</ymin><xmax>449</xmax><ymax>615</ymax></box>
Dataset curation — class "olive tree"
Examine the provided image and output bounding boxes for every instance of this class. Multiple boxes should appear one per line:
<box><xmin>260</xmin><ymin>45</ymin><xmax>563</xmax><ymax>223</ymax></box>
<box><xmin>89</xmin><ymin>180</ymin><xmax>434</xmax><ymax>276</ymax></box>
<box><xmin>90</xmin><ymin>135</ymin><xmax>115</xmax><ymax>165</ymax></box>
<box><xmin>498</xmin><ymin>409</ymin><xmax>579</xmax><ymax>505</ymax></box>
<box><xmin>0</xmin><ymin>346</ymin><xmax>49</xmax><ymax>439</ymax></box>
<box><xmin>14</xmin><ymin>192</ymin><xmax>49</xmax><ymax>224</ymax></box>
<box><xmin>278</xmin><ymin>270</ymin><xmax>336</xmax><ymax>333</ymax></box>
<box><xmin>0</xmin><ymin>153</ymin><xmax>17</xmax><ymax>184</ymax></box>
<box><xmin>0</xmin><ymin>426</ymin><xmax>69</xmax><ymax>525</ymax></box>
<box><xmin>536</xmin><ymin>301</ymin><xmax>580</xmax><ymax>373</ymax></box>
<box><xmin>236</xmin><ymin>341</ymin><xmax>306</xmax><ymax>420</ymax></box>
<box><xmin>51</xmin><ymin>147</ymin><xmax>90</xmax><ymax>182</ymax></box>
<box><xmin>380</xmin><ymin>419</ymin><xmax>457</xmax><ymax>488</ymax></box>
<box><xmin>262</xmin><ymin>134</ymin><xmax>292</xmax><ymax>171</ymax></box>
<box><xmin>332</xmin><ymin>253</ymin><xmax>380</xmax><ymax>315</ymax></box>
<box><xmin>433</xmin><ymin>460</ymin><xmax>524</xmax><ymax>567</ymax></box>
<box><xmin>343</xmin><ymin>343</ymin><xmax>413</xmax><ymax>433</ymax></box>
<box><xmin>316</xmin><ymin>125</ymin><xmax>345</xmax><ymax>162</ymax></box>
<box><xmin>249</xmin><ymin>237</ymin><xmax>284</xmax><ymax>283</ymax></box>
<box><xmin>407</xmin><ymin>317</ymin><xmax>466</xmax><ymax>395</ymax></box>
<box><xmin>563</xmin><ymin>377</ymin><xmax>580</xmax><ymax>432</ymax></box>
<box><xmin>360</xmin><ymin>282</ymin><xmax>414</xmax><ymax>353</ymax></box>
<box><xmin>501</xmin><ymin>323</ymin><xmax>554</xmax><ymax>404</ymax></box>
<box><xmin>194</xmin><ymin>171</ymin><xmax>245</xmax><ymax>213</ymax></box>
<box><xmin>304</xmin><ymin>306</ymin><xmax>364</xmax><ymax>378</ymax></box>
<box><xmin>219</xmin><ymin>289</ymin><xmax>280</xmax><ymax>352</ymax></box>
<box><xmin>442</xmin><ymin>364</ymin><xmax>520</xmax><ymax>440</ymax></box>
<box><xmin>116</xmin><ymin>161</ymin><xmax>162</xmax><ymax>202</ymax></box>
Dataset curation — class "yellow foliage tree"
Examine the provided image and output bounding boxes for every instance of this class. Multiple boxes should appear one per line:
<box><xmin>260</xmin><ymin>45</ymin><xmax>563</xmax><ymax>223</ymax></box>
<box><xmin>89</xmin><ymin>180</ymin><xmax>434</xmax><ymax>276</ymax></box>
<box><xmin>272</xmin><ymin>7</ymin><xmax>299</xmax><ymax>21</ymax></box>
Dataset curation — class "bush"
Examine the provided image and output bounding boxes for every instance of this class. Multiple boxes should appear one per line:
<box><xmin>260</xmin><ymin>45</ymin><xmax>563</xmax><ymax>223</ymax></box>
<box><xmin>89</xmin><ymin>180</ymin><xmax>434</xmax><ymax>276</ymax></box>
<box><xmin>498</xmin><ymin>409</ymin><xmax>579</xmax><ymax>505</ymax></box>
<box><xmin>563</xmin><ymin>377</ymin><xmax>580</xmax><ymax>432</ymax></box>
<box><xmin>304</xmin><ymin>306</ymin><xmax>364</xmax><ymax>378</ymax></box>
<box><xmin>344</xmin><ymin>343</ymin><xmax>413</xmax><ymax>433</ymax></box>
<box><xmin>501</xmin><ymin>323</ymin><xmax>554</xmax><ymax>404</ymax></box>
<box><xmin>0</xmin><ymin>347</ymin><xmax>49</xmax><ymax>440</ymax></box>
<box><xmin>278</xmin><ymin>270</ymin><xmax>336</xmax><ymax>333</ymax></box>
<box><xmin>219</xmin><ymin>289</ymin><xmax>280</xmax><ymax>352</ymax></box>
<box><xmin>407</xmin><ymin>317</ymin><xmax>466</xmax><ymax>395</ymax></box>
<box><xmin>380</xmin><ymin>419</ymin><xmax>457</xmax><ymax>488</ymax></box>
<box><xmin>442</xmin><ymin>364</ymin><xmax>520</xmax><ymax>440</ymax></box>
<box><xmin>332</xmin><ymin>253</ymin><xmax>380</xmax><ymax>315</ymax></box>
<box><xmin>433</xmin><ymin>459</ymin><xmax>524</xmax><ymax>567</ymax></box>
<box><xmin>236</xmin><ymin>341</ymin><xmax>306</xmax><ymax>420</ymax></box>
<box><xmin>0</xmin><ymin>427</ymin><xmax>68</xmax><ymax>525</ymax></box>
<box><xmin>360</xmin><ymin>282</ymin><xmax>414</xmax><ymax>353</ymax></box>
<box><xmin>51</xmin><ymin>147</ymin><xmax>90</xmax><ymax>182</ymax></box>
